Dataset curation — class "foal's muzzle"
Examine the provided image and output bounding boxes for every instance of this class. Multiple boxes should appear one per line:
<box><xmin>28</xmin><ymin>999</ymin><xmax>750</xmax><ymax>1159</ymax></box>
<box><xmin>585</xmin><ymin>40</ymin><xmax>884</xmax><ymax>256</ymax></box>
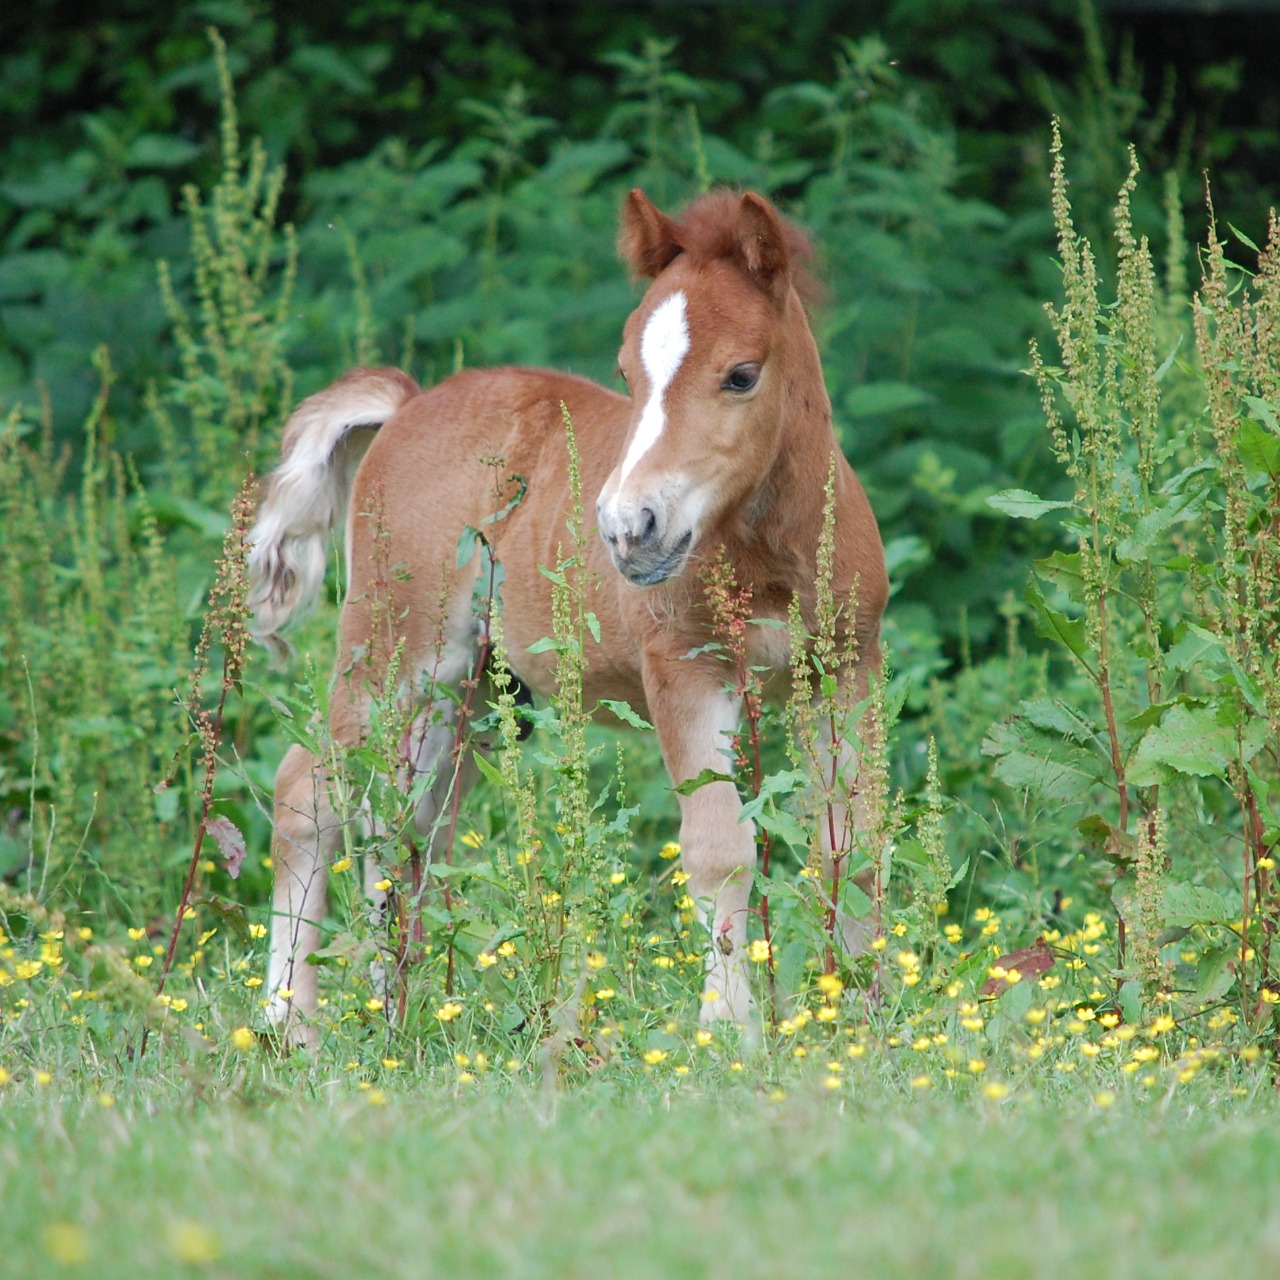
<box><xmin>596</xmin><ymin>499</ymin><xmax>693</xmax><ymax>587</ymax></box>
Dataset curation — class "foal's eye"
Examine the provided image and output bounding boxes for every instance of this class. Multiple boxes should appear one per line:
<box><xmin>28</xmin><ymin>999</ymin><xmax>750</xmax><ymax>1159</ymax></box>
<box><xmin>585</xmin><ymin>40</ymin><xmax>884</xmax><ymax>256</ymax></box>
<box><xmin>722</xmin><ymin>363</ymin><xmax>761</xmax><ymax>393</ymax></box>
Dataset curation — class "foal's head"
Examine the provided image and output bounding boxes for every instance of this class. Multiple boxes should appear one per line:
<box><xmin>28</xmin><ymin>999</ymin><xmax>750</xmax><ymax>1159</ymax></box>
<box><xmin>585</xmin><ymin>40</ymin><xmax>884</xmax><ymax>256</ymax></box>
<box><xmin>596</xmin><ymin>188</ymin><xmax>819</xmax><ymax>587</ymax></box>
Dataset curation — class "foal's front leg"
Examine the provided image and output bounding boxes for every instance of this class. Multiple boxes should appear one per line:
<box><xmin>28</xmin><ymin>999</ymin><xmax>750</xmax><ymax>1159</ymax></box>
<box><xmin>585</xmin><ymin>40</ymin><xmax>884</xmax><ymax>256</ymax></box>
<box><xmin>646</xmin><ymin>668</ymin><xmax>756</xmax><ymax>1027</ymax></box>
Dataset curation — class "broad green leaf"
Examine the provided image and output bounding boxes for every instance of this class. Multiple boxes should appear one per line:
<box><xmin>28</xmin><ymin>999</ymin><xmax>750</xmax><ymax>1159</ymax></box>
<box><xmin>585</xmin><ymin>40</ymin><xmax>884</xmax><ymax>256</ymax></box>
<box><xmin>1163</xmin><ymin>624</ymin><xmax>1225</xmax><ymax>676</ymax></box>
<box><xmin>1032</xmin><ymin>550</ymin><xmax>1086</xmax><ymax>603</ymax></box>
<box><xmin>986</xmin><ymin>488</ymin><xmax>1073</xmax><ymax>519</ymax></box>
<box><xmin>1239</xmin><ymin>418</ymin><xmax>1280</xmax><ymax>476</ymax></box>
<box><xmin>1015</xmin><ymin>698</ymin><xmax>1101</xmax><ymax>743</ymax></box>
<box><xmin>1244</xmin><ymin>394</ymin><xmax>1279</xmax><ymax>433</ymax></box>
<box><xmin>1116</xmin><ymin>482</ymin><xmax>1211</xmax><ymax>563</ymax></box>
<box><xmin>1164</xmin><ymin>881</ymin><xmax>1240</xmax><ymax>928</ymax></box>
<box><xmin>982</xmin><ymin>719</ymin><xmax>1108</xmax><ymax>801</ymax></box>
<box><xmin>1126</xmin><ymin>701</ymin><xmax>1269</xmax><ymax>787</ymax></box>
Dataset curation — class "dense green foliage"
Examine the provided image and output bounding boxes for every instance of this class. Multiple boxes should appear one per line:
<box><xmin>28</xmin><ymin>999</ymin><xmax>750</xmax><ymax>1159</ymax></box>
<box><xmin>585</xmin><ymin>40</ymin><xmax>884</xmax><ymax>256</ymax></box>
<box><xmin>2</xmin><ymin>7</ymin><xmax>1280</xmax><ymax>1220</ymax></box>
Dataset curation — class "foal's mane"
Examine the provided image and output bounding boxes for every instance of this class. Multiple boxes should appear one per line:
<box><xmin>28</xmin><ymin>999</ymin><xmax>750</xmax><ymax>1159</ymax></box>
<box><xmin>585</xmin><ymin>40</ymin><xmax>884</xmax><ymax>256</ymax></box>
<box><xmin>664</xmin><ymin>188</ymin><xmax>821</xmax><ymax>308</ymax></box>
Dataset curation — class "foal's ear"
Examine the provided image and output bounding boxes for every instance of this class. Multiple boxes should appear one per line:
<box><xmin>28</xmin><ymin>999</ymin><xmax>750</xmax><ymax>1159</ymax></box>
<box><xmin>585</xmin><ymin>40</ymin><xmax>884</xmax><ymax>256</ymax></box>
<box><xmin>734</xmin><ymin>193</ymin><xmax>792</xmax><ymax>304</ymax></box>
<box><xmin>619</xmin><ymin>189</ymin><xmax>683</xmax><ymax>279</ymax></box>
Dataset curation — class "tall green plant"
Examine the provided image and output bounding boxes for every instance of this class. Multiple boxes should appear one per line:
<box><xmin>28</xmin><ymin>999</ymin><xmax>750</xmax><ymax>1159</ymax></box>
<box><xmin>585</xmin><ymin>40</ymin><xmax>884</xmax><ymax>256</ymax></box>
<box><xmin>985</xmin><ymin>124</ymin><xmax>1280</xmax><ymax>1024</ymax></box>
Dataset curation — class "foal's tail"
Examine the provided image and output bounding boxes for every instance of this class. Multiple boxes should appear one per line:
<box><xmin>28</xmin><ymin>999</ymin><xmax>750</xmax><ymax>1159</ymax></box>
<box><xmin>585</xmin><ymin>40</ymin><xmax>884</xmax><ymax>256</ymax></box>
<box><xmin>247</xmin><ymin>366</ymin><xmax>420</xmax><ymax>653</ymax></box>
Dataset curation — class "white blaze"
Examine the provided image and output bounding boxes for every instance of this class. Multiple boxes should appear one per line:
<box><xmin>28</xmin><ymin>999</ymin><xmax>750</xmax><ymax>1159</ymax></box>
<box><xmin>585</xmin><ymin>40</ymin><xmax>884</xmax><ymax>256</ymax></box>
<box><xmin>617</xmin><ymin>290</ymin><xmax>689</xmax><ymax>486</ymax></box>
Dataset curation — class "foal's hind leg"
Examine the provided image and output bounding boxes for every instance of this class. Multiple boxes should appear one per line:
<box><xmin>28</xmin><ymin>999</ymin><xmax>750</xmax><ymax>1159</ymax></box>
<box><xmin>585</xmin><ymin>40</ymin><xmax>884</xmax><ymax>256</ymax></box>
<box><xmin>646</xmin><ymin>667</ymin><xmax>756</xmax><ymax>1027</ymax></box>
<box><xmin>266</xmin><ymin>744</ymin><xmax>343</xmax><ymax>1047</ymax></box>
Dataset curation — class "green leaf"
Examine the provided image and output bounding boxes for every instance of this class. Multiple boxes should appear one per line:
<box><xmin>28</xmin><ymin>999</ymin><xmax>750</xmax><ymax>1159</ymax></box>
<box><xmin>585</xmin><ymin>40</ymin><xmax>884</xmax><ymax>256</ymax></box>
<box><xmin>1194</xmin><ymin>946</ymin><xmax>1237</xmax><ymax>1003</ymax></box>
<box><xmin>1229</xmin><ymin>222</ymin><xmax>1261</xmax><ymax>253</ymax></box>
<box><xmin>843</xmin><ymin>381</ymin><xmax>933</xmax><ymax>418</ymax></box>
<box><xmin>1032</xmin><ymin>551</ymin><xmax>1086</xmax><ymax>603</ymax></box>
<box><xmin>982</xmin><ymin>719</ymin><xmax>1108</xmax><ymax>801</ymax></box>
<box><xmin>1116</xmin><ymin>481</ymin><xmax>1210</xmax><ymax>563</ymax></box>
<box><xmin>1163</xmin><ymin>881</ymin><xmax>1240</xmax><ymax>928</ymax></box>
<box><xmin>456</xmin><ymin>524</ymin><xmax>482</xmax><ymax>568</ymax></box>
<box><xmin>1126</xmin><ymin>701</ymin><xmax>1268</xmax><ymax>787</ymax></box>
<box><xmin>1015</xmin><ymin>698</ymin><xmax>1101</xmax><ymax>743</ymax></box>
<box><xmin>598</xmin><ymin>699</ymin><xmax>653</xmax><ymax>731</ymax></box>
<box><xmin>1239</xmin><ymin>418</ymin><xmax>1280</xmax><ymax>477</ymax></box>
<box><xmin>1244</xmin><ymin>395</ymin><xmax>1279</xmax><ymax>433</ymax></box>
<box><xmin>471</xmin><ymin>751</ymin><xmax>506</xmax><ymax>788</ymax></box>
<box><xmin>673</xmin><ymin>768</ymin><xmax>735</xmax><ymax>796</ymax></box>
<box><xmin>986</xmin><ymin>489</ymin><xmax>1073</xmax><ymax>519</ymax></box>
<box><xmin>124</xmin><ymin>134</ymin><xmax>203</xmax><ymax>169</ymax></box>
<box><xmin>525</xmin><ymin>636</ymin><xmax>560</xmax><ymax>655</ymax></box>
<box><xmin>1025</xmin><ymin>577</ymin><xmax>1090</xmax><ymax>666</ymax></box>
<box><xmin>1163</xmin><ymin>625</ymin><xmax>1224</xmax><ymax>676</ymax></box>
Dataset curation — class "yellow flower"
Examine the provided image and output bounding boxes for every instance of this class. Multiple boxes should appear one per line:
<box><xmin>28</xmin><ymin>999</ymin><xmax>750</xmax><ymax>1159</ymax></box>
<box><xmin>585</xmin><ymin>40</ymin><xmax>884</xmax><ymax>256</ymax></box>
<box><xmin>817</xmin><ymin>972</ymin><xmax>843</xmax><ymax>1000</ymax></box>
<box><xmin>870</xmin><ymin>936</ymin><xmax>887</xmax><ymax>951</ymax></box>
<box><xmin>167</xmin><ymin>1220</ymin><xmax>221</xmax><ymax>1265</ymax></box>
<box><xmin>460</xmin><ymin>829</ymin><xmax>483</xmax><ymax>848</ymax></box>
<box><xmin>747</xmin><ymin>939</ymin><xmax>771</xmax><ymax>964</ymax></box>
<box><xmin>497</xmin><ymin>940</ymin><xmax>517</xmax><ymax>957</ymax></box>
<box><xmin>248</xmin><ymin>923</ymin><xmax>267</xmax><ymax>939</ymax></box>
<box><xmin>229</xmin><ymin>1026</ymin><xmax>255</xmax><ymax>1051</ymax></box>
<box><xmin>642</xmin><ymin>1048</ymin><xmax>668</xmax><ymax>1065</ymax></box>
<box><xmin>35</xmin><ymin>1070</ymin><xmax>52</xmax><ymax>1086</ymax></box>
<box><xmin>595</xmin><ymin>988</ymin><xmax>616</xmax><ymax>1001</ymax></box>
<box><xmin>366</xmin><ymin>998</ymin><xmax>385</xmax><ymax>1013</ymax></box>
<box><xmin>244</xmin><ymin>976</ymin><xmax>262</xmax><ymax>988</ymax></box>
<box><xmin>694</xmin><ymin>1030</ymin><xmax>714</xmax><ymax>1048</ymax></box>
<box><xmin>911</xmin><ymin>1075</ymin><xmax>931</xmax><ymax>1090</ymax></box>
<box><xmin>586</xmin><ymin>951</ymin><xmax>607</xmax><ymax>970</ymax></box>
<box><xmin>943</xmin><ymin>923</ymin><xmax>962</xmax><ymax>944</ymax></box>
<box><xmin>133</xmin><ymin>955</ymin><xmax>153</xmax><ymax>968</ymax></box>
<box><xmin>374</xmin><ymin>878</ymin><xmax>393</xmax><ymax>893</ymax></box>
<box><xmin>968</xmin><ymin>1058</ymin><xmax>986</xmax><ymax>1074</ymax></box>
<box><xmin>1147</xmin><ymin>1014</ymin><xmax>1176</xmax><ymax>1036</ymax></box>
<box><xmin>128</xmin><ymin>927</ymin><xmax>147</xmax><ymax>941</ymax></box>
<box><xmin>660</xmin><ymin>841</ymin><xmax>681</xmax><ymax>860</ymax></box>
<box><xmin>477</xmin><ymin>952</ymin><xmax>497</xmax><ymax>969</ymax></box>
<box><xmin>1093</xmin><ymin>1091</ymin><xmax>1116</xmax><ymax>1109</ymax></box>
<box><xmin>382</xmin><ymin>1058</ymin><xmax>401</xmax><ymax>1070</ymax></box>
<box><xmin>42</xmin><ymin>1223</ymin><xmax>89</xmax><ymax>1265</ymax></box>
<box><xmin>609</xmin><ymin>871</ymin><xmax>626</xmax><ymax>884</ymax></box>
<box><xmin>816</xmin><ymin>1006</ymin><xmax>838</xmax><ymax>1023</ymax></box>
<box><xmin>981</xmin><ymin>1081</ymin><xmax>1009</xmax><ymax>1101</ymax></box>
<box><xmin>170</xmin><ymin>997</ymin><xmax>189</xmax><ymax>1013</ymax></box>
<box><xmin>330</xmin><ymin>856</ymin><xmax>352</xmax><ymax>874</ymax></box>
<box><xmin>434</xmin><ymin>1001</ymin><xmax>463</xmax><ymax>1022</ymax></box>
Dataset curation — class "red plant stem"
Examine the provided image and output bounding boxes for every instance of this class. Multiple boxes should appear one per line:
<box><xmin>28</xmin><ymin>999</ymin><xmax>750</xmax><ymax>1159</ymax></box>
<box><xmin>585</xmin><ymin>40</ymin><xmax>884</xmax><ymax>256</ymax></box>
<box><xmin>155</xmin><ymin>651</ymin><xmax>232</xmax><ymax>1000</ymax></box>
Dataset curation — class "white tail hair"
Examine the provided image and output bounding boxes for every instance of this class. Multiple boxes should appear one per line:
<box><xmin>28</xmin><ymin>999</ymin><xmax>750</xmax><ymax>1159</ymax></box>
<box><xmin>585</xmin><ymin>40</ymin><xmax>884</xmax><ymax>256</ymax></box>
<box><xmin>247</xmin><ymin>366</ymin><xmax>420</xmax><ymax>652</ymax></box>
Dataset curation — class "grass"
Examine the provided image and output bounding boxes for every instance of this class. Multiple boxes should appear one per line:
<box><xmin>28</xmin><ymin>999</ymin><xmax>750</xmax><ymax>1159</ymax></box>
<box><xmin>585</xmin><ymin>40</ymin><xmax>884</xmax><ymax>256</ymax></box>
<box><xmin>4</xmin><ymin>1079</ymin><xmax>1279</xmax><ymax>1278</ymax></box>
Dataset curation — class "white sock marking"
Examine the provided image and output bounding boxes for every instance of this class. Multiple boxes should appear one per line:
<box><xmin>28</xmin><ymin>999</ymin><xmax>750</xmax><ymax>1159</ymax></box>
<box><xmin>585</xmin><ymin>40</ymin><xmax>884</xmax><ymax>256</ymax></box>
<box><xmin>618</xmin><ymin>291</ymin><xmax>689</xmax><ymax>485</ymax></box>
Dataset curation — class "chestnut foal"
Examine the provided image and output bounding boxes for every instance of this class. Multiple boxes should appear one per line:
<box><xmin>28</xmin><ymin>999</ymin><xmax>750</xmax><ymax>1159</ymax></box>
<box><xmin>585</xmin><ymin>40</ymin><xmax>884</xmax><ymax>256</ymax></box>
<box><xmin>247</xmin><ymin>188</ymin><xmax>886</xmax><ymax>1045</ymax></box>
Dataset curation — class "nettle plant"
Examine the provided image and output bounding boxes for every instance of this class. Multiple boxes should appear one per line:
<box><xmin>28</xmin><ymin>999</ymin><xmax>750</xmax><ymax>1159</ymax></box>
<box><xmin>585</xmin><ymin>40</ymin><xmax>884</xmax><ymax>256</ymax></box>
<box><xmin>985</xmin><ymin>122</ymin><xmax>1280</xmax><ymax>1028</ymax></box>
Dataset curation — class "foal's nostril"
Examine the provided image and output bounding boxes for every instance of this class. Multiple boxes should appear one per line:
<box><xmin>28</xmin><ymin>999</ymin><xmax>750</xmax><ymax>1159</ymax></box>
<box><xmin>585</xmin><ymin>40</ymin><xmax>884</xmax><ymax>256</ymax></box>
<box><xmin>638</xmin><ymin>506</ymin><xmax>657</xmax><ymax>544</ymax></box>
